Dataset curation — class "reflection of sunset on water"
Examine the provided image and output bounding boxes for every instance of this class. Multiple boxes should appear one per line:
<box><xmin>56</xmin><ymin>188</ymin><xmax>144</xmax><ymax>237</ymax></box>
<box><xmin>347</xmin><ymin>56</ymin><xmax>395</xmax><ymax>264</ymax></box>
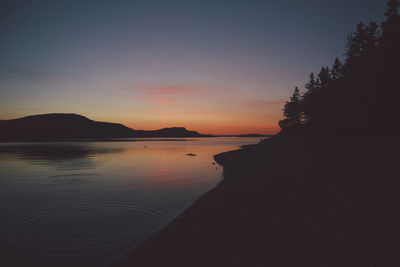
<box><xmin>0</xmin><ymin>137</ymin><xmax>260</xmax><ymax>266</ymax></box>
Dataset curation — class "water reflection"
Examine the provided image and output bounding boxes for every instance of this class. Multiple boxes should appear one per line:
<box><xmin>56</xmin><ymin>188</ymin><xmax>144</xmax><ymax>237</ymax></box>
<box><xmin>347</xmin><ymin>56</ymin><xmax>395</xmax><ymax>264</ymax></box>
<box><xmin>0</xmin><ymin>138</ymin><xmax>260</xmax><ymax>267</ymax></box>
<box><xmin>0</xmin><ymin>143</ymin><xmax>124</xmax><ymax>171</ymax></box>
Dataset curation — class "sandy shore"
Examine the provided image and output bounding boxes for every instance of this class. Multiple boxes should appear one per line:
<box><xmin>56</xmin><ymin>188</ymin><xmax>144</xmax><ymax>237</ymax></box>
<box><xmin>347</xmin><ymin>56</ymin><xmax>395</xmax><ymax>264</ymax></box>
<box><xmin>115</xmin><ymin>135</ymin><xmax>400</xmax><ymax>266</ymax></box>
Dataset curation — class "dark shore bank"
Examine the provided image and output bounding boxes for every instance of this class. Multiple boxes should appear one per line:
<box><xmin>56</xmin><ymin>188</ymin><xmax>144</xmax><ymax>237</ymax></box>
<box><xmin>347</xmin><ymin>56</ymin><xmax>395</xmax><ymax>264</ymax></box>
<box><xmin>115</xmin><ymin>135</ymin><xmax>400</xmax><ymax>267</ymax></box>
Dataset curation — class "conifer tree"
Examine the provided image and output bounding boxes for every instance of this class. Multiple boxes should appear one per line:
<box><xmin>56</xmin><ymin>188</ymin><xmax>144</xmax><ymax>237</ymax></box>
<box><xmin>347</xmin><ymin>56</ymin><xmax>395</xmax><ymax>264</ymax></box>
<box><xmin>384</xmin><ymin>0</ymin><xmax>400</xmax><ymax>17</ymax></box>
<box><xmin>330</xmin><ymin>58</ymin><xmax>344</xmax><ymax>80</ymax></box>
<box><xmin>279</xmin><ymin>87</ymin><xmax>302</xmax><ymax>128</ymax></box>
<box><xmin>278</xmin><ymin>0</ymin><xmax>400</xmax><ymax>135</ymax></box>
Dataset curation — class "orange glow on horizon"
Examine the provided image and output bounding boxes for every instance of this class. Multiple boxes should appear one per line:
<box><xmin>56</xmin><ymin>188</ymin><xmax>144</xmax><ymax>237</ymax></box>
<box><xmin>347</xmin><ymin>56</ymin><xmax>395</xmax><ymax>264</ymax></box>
<box><xmin>0</xmin><ymin>84</ymin><xmax>285</xmax><ymax>135</ymax></box>
<box><xmin>124</xmin><ymin>122</ymin><xmax>280</xmax><ymax>135</ymax></box>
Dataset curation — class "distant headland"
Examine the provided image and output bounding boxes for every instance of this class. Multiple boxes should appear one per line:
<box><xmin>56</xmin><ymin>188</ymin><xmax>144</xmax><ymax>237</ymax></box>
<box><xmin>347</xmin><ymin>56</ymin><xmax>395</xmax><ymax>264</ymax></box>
<box><xmin>0</xmin><ymin>113</ymin><xmax>265</xmax><ymax>142</ymax></box>
<box><xmin>0</xmin><ymin>113</ymin><xmax>213</xmax><ymax>141</ymax></box>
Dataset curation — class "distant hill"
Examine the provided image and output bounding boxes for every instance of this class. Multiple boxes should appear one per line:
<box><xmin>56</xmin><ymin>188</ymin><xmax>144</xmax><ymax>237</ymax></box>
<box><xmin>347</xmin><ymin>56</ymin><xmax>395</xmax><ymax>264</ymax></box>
<box><xmin>0</xmin><ymin>113</ymin><xmax>211</xmax><ymax>141</ymax></box>
<box><xmin>134</xmin><ymin>127</ymin><xmax>213</xmax><ymax>138</ymax></box>
<box><xmin>0</xmin><ymin>114</ymin><xmax>135</xmax><ymax>141</ymax></box>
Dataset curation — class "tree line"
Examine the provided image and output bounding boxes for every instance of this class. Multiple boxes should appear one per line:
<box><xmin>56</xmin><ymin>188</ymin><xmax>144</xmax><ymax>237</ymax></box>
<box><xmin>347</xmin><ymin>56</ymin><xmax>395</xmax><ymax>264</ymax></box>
<box><xmin>279</xmin><ymin>0</ymin><xmax>400</xmax><ymax>136</ymax></box>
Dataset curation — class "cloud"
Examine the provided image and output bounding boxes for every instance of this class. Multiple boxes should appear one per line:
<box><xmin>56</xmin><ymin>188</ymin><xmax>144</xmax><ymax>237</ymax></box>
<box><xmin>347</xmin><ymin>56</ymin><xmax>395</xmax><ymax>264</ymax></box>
<box><xmin>115</xmin><ymin>83</ymin><xmax>205</xmax><ymax>106</ymax></box>
<box><xmin>139</xmin><ymin>85</ymin><xmax>200</xmax><ymax>106</ymax></box>
<box><xmin>242</xmin><ymin>99</ymin><xmax>285</xmax><ymax>108</ymax></box>
<box><xmin>115</xmin><ymin>82</ymin><xmax>239</xmax><ymax>108</ymax></box>
<box><xmin>144</xmin><ymin>85</ymin><xmax>198</xmax><ymax>96</ymax></box>
<box><xmin>118</xmin><ymin>83</ymin><xmax>199</xmax><ymax>95</ymax></box>
<box><xmin>141</xmin><ymin>95</ymin><xmax>177</xmax><ymax>105</ymax></box>
<box><xmin>117</xmin><ymin>82</ymin><xmax>235</xmax><ymax>96</ymax></box>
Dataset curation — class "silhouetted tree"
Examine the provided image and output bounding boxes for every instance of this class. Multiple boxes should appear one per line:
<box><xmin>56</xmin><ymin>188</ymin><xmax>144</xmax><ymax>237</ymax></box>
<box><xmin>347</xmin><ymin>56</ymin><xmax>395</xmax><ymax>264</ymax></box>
<box><xmin>279</xmin><ymin>87</ymin><xmax>303</xmax><ymax>129</ymax></box>
<box><xmin>381</xmin><ymin>0</ymin><xmax>400</xmax><ymax>46</ymax></box>
<box><xmin>304</xmin><ymin>73</ymin><xmax>317</xmax><ymax>94</ymax></box>
<box><xmin>302</xmin><ymin>72</ymin><xmax>321</xmax><ymax>124</ymax></box>
<box><xmin>346</xmin><ymin>22</ymin><xmax>366</xmax><ymax>58</ymax></box>
<box><xmin>346</xmin><ymin>22</ymin><xmax>380</xmax><ymax>60</ymax></box>
<box><xmin>317</xmin><ymin>67</ymin><xmax>331</xmax><ymax>88</ymax></box>
<box><xmin>384</xmin><ymin>0</ymin><xmax>400</xmax><ymax>17</ymax></box>
<box><xmin>330</xmin><ymin>58</ymin><xmax>344</xmax><ymax>80</ymax></box>
<box><xmin>278</xmin><ymin>0</ymin><xmax>400</xmax><ymax>136</ymax></box>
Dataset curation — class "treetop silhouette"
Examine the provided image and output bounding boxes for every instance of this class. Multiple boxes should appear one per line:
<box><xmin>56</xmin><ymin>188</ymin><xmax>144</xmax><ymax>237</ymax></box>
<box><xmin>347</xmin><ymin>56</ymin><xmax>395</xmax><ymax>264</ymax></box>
<box><xmin>279</xmin><ymin>0</ymin><xmax>400</xmax><ymax>136</ymax></box>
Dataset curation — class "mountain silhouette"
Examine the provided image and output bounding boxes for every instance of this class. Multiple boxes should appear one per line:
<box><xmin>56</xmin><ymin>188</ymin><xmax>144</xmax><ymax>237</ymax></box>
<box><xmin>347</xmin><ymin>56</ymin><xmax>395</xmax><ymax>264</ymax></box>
<box><xmin>133</xmin><ymin>127</ymin><xmax>212</xmax><ymax>138</ymax></box>
<box><xmin>0</xmin><ymin>113</ymin><xmax>211</xmax><ymax>141</ymax></box>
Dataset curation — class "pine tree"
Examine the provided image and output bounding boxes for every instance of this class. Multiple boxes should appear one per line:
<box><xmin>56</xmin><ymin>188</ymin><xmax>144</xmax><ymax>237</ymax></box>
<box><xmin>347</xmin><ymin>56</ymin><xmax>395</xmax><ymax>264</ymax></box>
<box><xmin>279</xmin><ymin>87</ymin><xmax>303</xmax><ymax>129</ymax></box>
<box><xmin>346</xmin><ymin>22</ymin><xmax>366</xmax><ymax>58</ymax></box>
<box><xmin>305</xmin><ymin>73</ymin><xmax>316</xmax><ymax>94</ymax></box>
<box><xmin>384</xmin><ymin>0</ymin><xmax>400</xmax><ymax>17</ymax></box>
<box><xmin>318</xmin><ymin>67</ymin><xmax>331</xmax><ymax>88</ymax></box>
<box><xmin>331</xmin><ymin>58</ymin><xmax>344</xmax><ymax>80</ymax></box>
<box><xmin>365</xmin><ymin>22</ymin><xmax>380</xmax><ymax>51</ymax></box>
<box><xmin>278</xmin><ymin>0</ymin><xmax>400</xmax><ymax>135</ymax></box>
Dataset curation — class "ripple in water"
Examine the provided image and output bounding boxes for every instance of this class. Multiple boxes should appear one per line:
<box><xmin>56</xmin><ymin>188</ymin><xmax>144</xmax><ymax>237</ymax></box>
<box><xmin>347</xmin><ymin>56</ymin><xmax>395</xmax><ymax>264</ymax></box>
<box><xmin>34</xmin><ymin>173</ymin><xmax>120</xmax><ymax>194</ymax></box>
<box><xmin>7</xmin><ymin>203</ymin><xmax>171</xmax><ymax>256</ymax></box>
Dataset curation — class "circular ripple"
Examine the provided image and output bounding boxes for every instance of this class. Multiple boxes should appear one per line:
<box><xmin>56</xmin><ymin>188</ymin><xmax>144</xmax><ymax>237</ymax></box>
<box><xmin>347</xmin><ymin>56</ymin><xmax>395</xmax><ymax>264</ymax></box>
<box><xmin>34</xmin><ymin>173</ymin><xmax>121</xmax><ymax>195</ymax></box>
<box><xmin>7</xmin><ymin>203</ymin><xmax>171</xmax><ymax>253</ymax></box>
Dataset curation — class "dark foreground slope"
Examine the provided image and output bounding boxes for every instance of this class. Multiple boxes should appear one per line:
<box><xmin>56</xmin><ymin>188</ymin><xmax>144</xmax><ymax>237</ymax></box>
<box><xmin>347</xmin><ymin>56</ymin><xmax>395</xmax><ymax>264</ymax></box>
<box><xmin>116</xmin><ymin>135</ymin><xmax>400</xmax><ymax>267</ymax></box>
<box><xmin>0</xmin><ymin>114</ymin><xmax>210</xmax><ymax>141</ymax></box>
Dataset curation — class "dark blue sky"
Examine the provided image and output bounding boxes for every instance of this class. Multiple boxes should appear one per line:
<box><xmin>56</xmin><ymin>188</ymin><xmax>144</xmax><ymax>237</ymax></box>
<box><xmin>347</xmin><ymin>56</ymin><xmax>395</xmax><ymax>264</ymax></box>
<box><xmin>0</xmin><ymin>0</ymin><xmax>388</xmax><ymax>134</ymax></box>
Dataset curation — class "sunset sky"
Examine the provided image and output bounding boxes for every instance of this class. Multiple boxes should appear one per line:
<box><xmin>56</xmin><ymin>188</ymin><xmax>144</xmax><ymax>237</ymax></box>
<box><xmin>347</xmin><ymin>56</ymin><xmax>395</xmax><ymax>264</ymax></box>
<box><xmin>1</xmin><ymin>0</ymin><xmax>386</xmax><ymax>134</ymax></box>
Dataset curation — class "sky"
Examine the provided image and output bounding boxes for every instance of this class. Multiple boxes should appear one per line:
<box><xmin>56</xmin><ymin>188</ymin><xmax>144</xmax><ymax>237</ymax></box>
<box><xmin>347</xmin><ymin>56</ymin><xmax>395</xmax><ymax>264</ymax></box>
<box><xmin>0</xmin><ymin>0</ymin><xmax>388</xmax><ymax>134</ymax></box>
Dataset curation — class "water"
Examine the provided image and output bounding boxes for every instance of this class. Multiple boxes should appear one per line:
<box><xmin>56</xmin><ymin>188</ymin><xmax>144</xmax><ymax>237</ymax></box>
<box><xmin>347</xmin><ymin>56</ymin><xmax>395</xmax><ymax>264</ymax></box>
<box><xmin>0</xmin><ymin>137</ymin><xmax>261</xmax><ymax>266</ymax></box>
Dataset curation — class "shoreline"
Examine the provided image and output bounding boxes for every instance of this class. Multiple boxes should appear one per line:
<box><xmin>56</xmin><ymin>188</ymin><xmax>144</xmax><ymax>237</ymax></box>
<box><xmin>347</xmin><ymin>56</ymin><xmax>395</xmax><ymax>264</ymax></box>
<box><xmin>115</xmin><ymin>135</ymin><xmax>400</xmax><ymax>266</ymax></box>
<box><xmin>0</xmin><ymin>136</ymin><xmax>268</xmax><ymax>144</ymax></box>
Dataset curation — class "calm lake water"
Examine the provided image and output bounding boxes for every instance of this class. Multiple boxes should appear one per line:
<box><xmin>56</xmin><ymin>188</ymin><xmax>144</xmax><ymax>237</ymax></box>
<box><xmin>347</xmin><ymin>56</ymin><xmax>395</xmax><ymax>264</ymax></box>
<box><xmin>0</xmin><ymin>137</ymin><xmax>260</xmax><ymax>267</ymax></box>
